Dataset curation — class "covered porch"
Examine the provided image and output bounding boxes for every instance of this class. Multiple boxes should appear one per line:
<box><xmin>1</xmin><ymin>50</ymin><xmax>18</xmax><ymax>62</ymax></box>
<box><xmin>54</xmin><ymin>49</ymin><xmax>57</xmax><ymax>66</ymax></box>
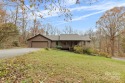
<box><xmin>57</xmin><ymin>41</ymin><xmax>87</xmax><ymax>50</ymax></box>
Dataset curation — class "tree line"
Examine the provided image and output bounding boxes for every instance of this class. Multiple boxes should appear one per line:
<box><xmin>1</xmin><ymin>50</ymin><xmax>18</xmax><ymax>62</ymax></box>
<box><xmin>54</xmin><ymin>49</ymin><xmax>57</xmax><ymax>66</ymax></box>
<box><xmin>0</xmin><ymin>0</ymin><xmax>125</xmax><ymax>57</ymax></box>
<box><xmin>85</xmin><ymin>7</ymin><xmax>125</xmax><ymax>57</ymax></box>
<box><xmin>0</xmin><ymin>2</ymin><xmax>84</xmax><ymax>48</ymax></box>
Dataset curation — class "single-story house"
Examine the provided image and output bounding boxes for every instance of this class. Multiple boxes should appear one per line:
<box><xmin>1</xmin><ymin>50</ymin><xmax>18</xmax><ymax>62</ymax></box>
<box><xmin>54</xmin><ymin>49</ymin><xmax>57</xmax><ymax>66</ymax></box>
<box><xmin>27</xmin><ymin>34</ymin><xmax>91</xmax><ymax>49</ymax></box>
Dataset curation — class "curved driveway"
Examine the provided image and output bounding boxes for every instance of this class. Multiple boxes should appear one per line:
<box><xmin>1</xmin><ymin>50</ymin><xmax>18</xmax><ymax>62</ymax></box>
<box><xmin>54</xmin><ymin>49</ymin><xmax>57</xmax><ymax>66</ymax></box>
<box><xmin>0</xmin><ymin>48</ymin><xmax>40</xmax><ymax>59</ymax></box>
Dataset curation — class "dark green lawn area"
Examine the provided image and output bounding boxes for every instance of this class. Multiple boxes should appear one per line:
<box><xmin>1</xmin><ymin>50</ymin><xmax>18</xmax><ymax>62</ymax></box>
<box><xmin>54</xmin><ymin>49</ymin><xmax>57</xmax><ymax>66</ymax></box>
<box><xmin>0</xmin><ymin>49</ymin><xmax>125</xmax><ymax>83</ymax></box>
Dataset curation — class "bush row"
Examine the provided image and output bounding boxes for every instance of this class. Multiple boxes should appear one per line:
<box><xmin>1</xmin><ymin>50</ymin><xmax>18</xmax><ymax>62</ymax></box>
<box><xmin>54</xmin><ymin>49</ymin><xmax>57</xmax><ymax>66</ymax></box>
<box><xmin>73</xmin><ymin>45</ymin><xmax>111</xmax><ymax>58</ymax></box>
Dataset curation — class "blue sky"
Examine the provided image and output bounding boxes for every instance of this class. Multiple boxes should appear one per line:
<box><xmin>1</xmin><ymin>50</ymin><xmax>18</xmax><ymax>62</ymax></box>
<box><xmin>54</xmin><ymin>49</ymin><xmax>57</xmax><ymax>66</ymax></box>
<box><xmin>5</xmin><ymin>0</ymin><xmax>125</xmax><ymax>33</ymax></box>
<box><xmin>35</xmin><ymin>0</ymin><xmax>125</xmax><ymax>32</ymax></box>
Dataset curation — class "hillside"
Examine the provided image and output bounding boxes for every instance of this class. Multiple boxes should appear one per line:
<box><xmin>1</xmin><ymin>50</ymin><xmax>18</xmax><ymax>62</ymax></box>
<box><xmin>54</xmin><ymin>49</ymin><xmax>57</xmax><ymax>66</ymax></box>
<box><xmin>0</xmin><ymin>49</ymin><xmax>125</xmax><ymax>83</ymax></box>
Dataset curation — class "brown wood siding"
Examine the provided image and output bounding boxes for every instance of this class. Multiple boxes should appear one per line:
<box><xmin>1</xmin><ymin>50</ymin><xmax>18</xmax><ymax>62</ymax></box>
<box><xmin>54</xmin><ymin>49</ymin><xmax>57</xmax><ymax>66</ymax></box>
<box><xmin>27</xmin><ymin>35</ymin><xmax>51</xmax><ymax>48</ymax></box>
<box><xmin>51</xmin><ymin>41</ymin><xmax>56</xmax><ymax>48</ymax></box>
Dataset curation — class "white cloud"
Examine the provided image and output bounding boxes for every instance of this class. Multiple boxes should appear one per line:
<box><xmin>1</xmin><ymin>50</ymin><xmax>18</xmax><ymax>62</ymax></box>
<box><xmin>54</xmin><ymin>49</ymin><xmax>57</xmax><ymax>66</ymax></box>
<box><xmin>42</xmin><ymin>1</ymin><xmax>125</xmax><ymax>20</ymax></box>
<box><xmin>72</xmin><ymin>10</ymin><xmax>106</xmax><ymax>21</ymax></box>
<box><xmin>70</xmin><ymin>1</ymin><xmax>125</xmax><ymax>12</ymax></box>
<box><xmin>55</xmin><ymin>1</ymin><xmax>125</xmax><ymax>25</ymax></box>
<box><xmin>54</xmin><ymin>21</ymin><xmax>68</xmax><ymax>26</ymax></box>
<box><xmin>67</xmin><ymin>1</ymin><xmax>125</xmax><ymax>22</ymax></box>
<box><xmin>65</xmin><ymin>0</ymin><xmax>76</xmax><ymax>6</ymax></box>
<box><xmin>28</xmin><ymin>1</ymin><xmax>125</xmax><ymax>22</ymax></box>
<box><xmin>55</xmin><ymin>9</ymin><xmax>106</xmax><ymax>26</ymax></box>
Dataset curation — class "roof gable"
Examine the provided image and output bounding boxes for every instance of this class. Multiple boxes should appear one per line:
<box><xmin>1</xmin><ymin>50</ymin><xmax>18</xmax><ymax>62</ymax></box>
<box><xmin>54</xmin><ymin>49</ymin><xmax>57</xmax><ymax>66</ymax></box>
<box><xmin>27</xmin><ymin>34</ymin><xmax>51</xmax><ymax>41</ymax></box>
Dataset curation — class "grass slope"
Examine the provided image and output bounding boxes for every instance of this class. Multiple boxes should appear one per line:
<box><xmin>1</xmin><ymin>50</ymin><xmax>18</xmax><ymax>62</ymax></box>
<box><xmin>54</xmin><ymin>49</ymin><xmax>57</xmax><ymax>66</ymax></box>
<box><xmin>0</xmin><ymin>49</ymin><xmax>125</xmax><ymax>83</ymax></box>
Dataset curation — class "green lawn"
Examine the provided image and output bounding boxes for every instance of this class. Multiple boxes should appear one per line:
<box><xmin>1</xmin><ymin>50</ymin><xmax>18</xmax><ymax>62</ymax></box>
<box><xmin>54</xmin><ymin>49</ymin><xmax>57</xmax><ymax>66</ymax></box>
<box><xmin>0</xmin><ymin>49</ymin><xmax>125</xmax><ymax>83</ymax></box>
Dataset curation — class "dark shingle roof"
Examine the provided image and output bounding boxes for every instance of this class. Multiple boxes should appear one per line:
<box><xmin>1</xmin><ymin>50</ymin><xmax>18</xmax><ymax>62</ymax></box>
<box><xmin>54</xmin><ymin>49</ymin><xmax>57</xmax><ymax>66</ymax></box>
<box><xmin>60</xmin><ymin>34</ymin><xmax>80</xmax><ymax>40</ymax></box>
<box><xmin>44</xmin><ymin>35</ymin><xmax>59</xmax><ymax>41</ymax></box>
<box><xmin>27</xmin><ymin>34</ymin><xmax>91</xmax><ymax>41</ymax></box>
<box><xmin>80</xmin><ymin>36</ymin><xmax>91</xmax><ymax>41</ymax></box>
<box><xmin>46</xmin><ymin>34</ymin><xmax>91</xmax><ymax>41</ymax></box>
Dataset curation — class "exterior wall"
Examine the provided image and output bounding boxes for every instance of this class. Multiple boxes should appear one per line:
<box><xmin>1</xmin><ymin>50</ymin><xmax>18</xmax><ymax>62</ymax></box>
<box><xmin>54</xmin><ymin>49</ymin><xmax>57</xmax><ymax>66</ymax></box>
<box><xmin>51</xmin><ymin>41</ymin><xmax>56</xmax><ymax>48</ymax></box>
<box><xmin>78</xmin><ymin>41</ymin><xmax>91</xmax><ymax>47</ymax></box>
<box><xmin>59</xmin><ymin>41</ymin><xmax>79</xmax><ymax>49</ymax></box>
<box><xmin>27</xmin><ymin>35</ymin><xmax>51</xmax><ymax>48</ymax></box>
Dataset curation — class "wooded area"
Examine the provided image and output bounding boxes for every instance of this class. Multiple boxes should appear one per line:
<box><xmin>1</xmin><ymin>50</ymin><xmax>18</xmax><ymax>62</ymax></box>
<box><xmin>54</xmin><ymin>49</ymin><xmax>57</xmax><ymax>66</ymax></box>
<box><xmin>0</xmin><ymin>0</ymin><xmax>125</xmax><ymax>57</ymax></box>
<box><xmin>85</xmin><ymin>7</ymin><xmax>125</xmax><ymax>56</ymax></box>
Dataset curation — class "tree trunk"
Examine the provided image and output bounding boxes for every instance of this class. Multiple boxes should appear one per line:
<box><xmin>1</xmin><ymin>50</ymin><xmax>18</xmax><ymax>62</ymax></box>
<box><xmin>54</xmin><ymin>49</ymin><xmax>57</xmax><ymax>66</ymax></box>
<box><xmin>15</xmin><ymin>6</ymin><xmax>18</xmax><ymax>26</ymax></box>
<box><xmin>111</xmin><ymin>38</ymin><xmax>115</xmax><ymax>56</ymax></box>
<box><xmin>117</xmin><ymin>36</ymin><xmax>120</xmax><ymax>56</ymax></box>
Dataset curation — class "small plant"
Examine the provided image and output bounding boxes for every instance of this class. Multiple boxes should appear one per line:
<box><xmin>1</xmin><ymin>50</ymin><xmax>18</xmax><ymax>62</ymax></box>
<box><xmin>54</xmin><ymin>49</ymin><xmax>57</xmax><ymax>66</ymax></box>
<box><xmin>45</xmin><ymin>48</ymin><xmax>49</xmax><ymax>50</ymax></box>
<box><xmin>56</xmin><ymin>45</ymin><xmax>62</xmax><ymax>49</ymax></box>
<box><xmin>74</xmin><ymin>45</ymin><xmax>94</xmax><ymax>55</ymax></box>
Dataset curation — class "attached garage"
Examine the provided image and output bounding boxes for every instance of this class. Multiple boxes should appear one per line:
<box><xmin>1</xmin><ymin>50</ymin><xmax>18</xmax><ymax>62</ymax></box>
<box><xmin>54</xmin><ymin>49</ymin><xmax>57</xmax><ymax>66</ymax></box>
<box><xmin>27</xmin><ymin>34</ymin><xmax>51</xmax><ymax>48</ymax></box>
<box><xmin>31</xmin><ymin>41</ymin><xmax>48</xmax><ymax>48</ymax></box>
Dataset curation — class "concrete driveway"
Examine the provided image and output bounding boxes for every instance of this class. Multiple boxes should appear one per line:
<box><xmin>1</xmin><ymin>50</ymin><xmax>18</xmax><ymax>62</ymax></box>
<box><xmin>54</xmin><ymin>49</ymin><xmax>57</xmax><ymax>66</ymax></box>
<box><xmin>0</xmin><ymin>48</ymin><xmax>40</xmax><ymax>59</ymax></box>
<box><xmin>112</xmin><ymin>57</ymin><xmax>125</xmax><ymax>61</ymax></box>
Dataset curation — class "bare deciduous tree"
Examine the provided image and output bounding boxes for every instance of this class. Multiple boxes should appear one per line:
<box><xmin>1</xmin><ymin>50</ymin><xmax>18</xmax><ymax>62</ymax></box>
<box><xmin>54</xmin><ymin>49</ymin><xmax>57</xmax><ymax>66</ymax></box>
<box><xmin>63</xmin><ymin>26</ymin><xmax>74</xmax><ymax>34</ymax></box>
<box><xmin>96</xmin><ymin>7</ymin><xmax>125</xmax><ymax>56</ymax></box>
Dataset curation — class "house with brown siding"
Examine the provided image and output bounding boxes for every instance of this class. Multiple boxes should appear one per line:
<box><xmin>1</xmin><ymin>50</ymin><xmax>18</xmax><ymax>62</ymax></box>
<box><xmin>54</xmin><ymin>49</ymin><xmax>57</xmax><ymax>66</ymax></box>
<box><xmin>27</xmin><ymin>34</ymin><xmax>91</xmax><ymax>49</ymax></box>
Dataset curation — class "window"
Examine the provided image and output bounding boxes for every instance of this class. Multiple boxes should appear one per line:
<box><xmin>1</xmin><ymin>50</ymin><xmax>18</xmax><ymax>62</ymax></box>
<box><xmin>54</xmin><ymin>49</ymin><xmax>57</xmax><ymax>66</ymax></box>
<box><xmin>74</xmin><ymin>42</ymin><xmax>77</xmax><ymax>45</ymax></box>
<box><xmin>63</xmin><ymin>42</ymin><xmax>66</xmax><ymax>45</ymax></box>
<box><xmin>56</xmin><ymin>41</ymin><xmax>58</xmax><ymax>45</ymax></box>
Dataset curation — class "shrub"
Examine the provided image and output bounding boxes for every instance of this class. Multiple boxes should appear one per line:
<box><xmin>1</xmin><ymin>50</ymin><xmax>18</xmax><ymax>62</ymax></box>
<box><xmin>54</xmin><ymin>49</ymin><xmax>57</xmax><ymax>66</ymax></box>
<box><xmin>73</xmin><ymin>45</ymin><xmax>83</xmax><ymax>54</ymax></box>
<box><xmin>56</xmin><ymin>45</ymin><xmax>62</xmax><ymax>49</ymax></box>
<box><xmin>98</xmin><ymin>52</ymin><xmax>111</xmax><ymax>58</ymax></box>
<box><xmin>0</xmin><ymin>44</ymin><xmax>3</xmax><ymax>49</ymax></box>
<box><xmin>12</xmin><ymin>41</ymin><xmax>20</xmax><ymax>47</ymax></box>
<box><xmin>45</xmin><ymin>48</ymin><xmax>49</xmax><ymax>50</ymax></box>
<box><xmin>92</xmin><ymin>50</ymin><xmax>111</xmax><ymax>58</ymax></box>
<box><xmin>74</xmin><ymin>46</ymin><xmax>95</xmax><ymax>55</ymax></box>
<box><xmin>73</xmin><ymin>45</ymin><xmax>111</xmax><ymax>58</ymax></box>
<box><xmin>93</xmin><ymin>49</ymin><xmax>99</xmax><ymax>54</ymax></box>
<box><xmin>83</xmin><ymin>48</ymin><xmax>94</xmax><ymax>55</ymax></box>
